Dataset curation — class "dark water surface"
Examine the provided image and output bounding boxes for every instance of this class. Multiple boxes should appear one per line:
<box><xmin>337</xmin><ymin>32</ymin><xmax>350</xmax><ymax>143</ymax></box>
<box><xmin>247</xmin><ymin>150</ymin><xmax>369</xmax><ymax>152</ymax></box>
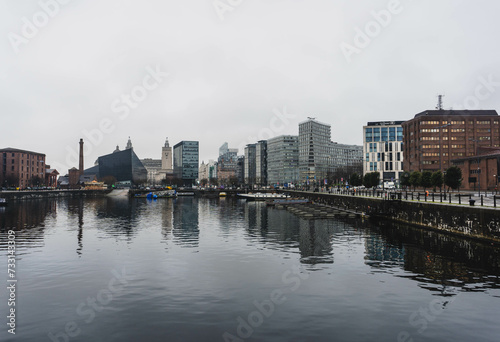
<box><xmin>0</xmin><ymin>197</ymin><xmax>499</xmax><ymax>342</ymax></box>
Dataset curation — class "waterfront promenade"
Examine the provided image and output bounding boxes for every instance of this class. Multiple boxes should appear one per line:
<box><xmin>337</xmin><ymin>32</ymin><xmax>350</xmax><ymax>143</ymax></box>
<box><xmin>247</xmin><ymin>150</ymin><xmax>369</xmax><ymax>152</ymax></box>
<box><xmin>302</xmin><ymin>188</ymin><xmax>500</xmax><ymax>209</ymax></box>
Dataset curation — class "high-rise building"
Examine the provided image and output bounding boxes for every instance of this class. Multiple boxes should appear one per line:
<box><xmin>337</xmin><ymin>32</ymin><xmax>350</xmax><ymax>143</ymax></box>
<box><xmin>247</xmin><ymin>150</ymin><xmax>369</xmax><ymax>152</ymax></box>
<box><xmin>267</xmin><ymin>135</ymin><xmax>299</xmax><ymax>186</ymax></box>
<box><xmin>217</xmin><ymin>142</ymin><xmax>239</xmax><ymax>184</ymax></box>
<box><xmin>363</xmin><ymin>121</ymin><xmax>404</xmax><ymax>183</ymax></box>
<box><xmin>173</xmin><ymin>141</ymin><xmax>199</xmax><ymax>186</ymax></box>
<box><xmin>244</xmin><ymin>144</ymin><xmax>256</xmax><ymax>185</ymax></box>
<box><xmin>402</xmin><ymin>110</ymin><xmax>500</xmax><ymax>173</ymax></box>
<box><xmin>255</xmin><ymin>140</ymin><xmax>267</xmax><ymax>186</ymax></box>
<box><xmin>0</xmin><ymin>148</ymin><xmax>46</xmax><ymax>189</ymax></box>
<box><xmin>299</xmin><ymin>118</ymin><xmax>331</xmax><ymax>184</ymax></box>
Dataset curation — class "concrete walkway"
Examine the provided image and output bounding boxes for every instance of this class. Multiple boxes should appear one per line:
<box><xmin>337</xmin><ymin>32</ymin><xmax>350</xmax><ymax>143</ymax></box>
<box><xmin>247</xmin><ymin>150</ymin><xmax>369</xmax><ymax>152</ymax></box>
<box><xmin>301</xmin><ymin>188</ymin><xmax>500</xmax><ymax>209</ymax></box>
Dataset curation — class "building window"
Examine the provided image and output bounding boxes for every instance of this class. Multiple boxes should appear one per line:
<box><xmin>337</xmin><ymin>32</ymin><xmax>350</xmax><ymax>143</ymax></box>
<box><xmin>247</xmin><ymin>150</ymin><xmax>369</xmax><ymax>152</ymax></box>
<box><xmin>381</xmin><ymin>127</ymin><xmax>388</xmax><ymax>142</ymax></box>
<box><xmin>451</xmin><ymin>121</ymin><xmax>465</xmax><ymax>125</ymax></box>
<box><xmin>365</xmin><ymin>128</ymin><xmax>373</xmax><ymax>142</ymax></box>
<box><xmin>451</xmin><ymin>128</ymin><xmax>465</xmax><ymax>132</ymax></box>
<box><xmin>477</xmin><ymin>121</ymin><xmax>490</xmax><ymax>124</ymax></box>
<box><xmin>397</xmin><ymin>127</ymin><xmax>403</xmax><ymax>141</ymax></box>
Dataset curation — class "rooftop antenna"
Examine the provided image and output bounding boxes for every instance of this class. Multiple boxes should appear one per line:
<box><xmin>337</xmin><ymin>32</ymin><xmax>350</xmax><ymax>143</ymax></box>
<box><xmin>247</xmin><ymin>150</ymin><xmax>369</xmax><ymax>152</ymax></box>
<box><xmin>436</xmin><ymin>94</ymin><xmax>444</xmax><ymax>110</ymax></box>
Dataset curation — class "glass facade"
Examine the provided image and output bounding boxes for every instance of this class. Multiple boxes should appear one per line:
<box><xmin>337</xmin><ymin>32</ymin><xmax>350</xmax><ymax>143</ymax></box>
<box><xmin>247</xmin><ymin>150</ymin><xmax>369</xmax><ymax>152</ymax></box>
<box><xmin>363</xmin><ymin>121</ymin><xmax>405</xmax><ymax>185</ymax></box>
<box><xmin>173</xmin><ymin>141</ymin><xmax>199</xmax><ymax>186</ymax></box>
<box><xmin>91</xmin><ymin>148</ymin><xmax>147</xmax><ymax>185</ymax></box>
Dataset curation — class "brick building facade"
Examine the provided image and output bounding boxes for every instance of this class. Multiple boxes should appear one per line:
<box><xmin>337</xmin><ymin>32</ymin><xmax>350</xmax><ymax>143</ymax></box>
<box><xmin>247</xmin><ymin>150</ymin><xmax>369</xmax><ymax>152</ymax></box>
<box><xmin>451</xmin><ymin>147</ymin><xmax>500</xmax><ymax>192</ymax></box>
<box><xmin>0</xmin><ymin>148</ymin><xmax>46</xmax><ymax>189</ymax></box>
<box><xmin>402</xmin><ymin>110</ymin><xmax>500</xmax><ymax>173</ymax></box>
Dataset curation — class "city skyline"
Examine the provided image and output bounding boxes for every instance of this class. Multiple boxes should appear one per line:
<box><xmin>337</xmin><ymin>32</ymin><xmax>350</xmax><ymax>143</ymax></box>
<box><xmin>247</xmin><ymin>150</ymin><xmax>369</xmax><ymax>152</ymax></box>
<box><xmin>2</xmin><ymin>1</ymin><xmax>500</xmax><ymax>171</ymax></box>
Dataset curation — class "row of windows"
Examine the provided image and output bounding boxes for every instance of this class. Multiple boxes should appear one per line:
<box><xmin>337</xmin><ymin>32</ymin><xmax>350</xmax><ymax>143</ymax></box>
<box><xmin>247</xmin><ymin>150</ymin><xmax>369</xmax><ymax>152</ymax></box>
<box><xmin>409</xmin><ymin>120</ymin><xmax>500</xmax><ymax>128</ymax></box>
<box><xmin>365</xmin><ymin>127</ymin><xmax>403</xmax><ymax>142</ymax></box>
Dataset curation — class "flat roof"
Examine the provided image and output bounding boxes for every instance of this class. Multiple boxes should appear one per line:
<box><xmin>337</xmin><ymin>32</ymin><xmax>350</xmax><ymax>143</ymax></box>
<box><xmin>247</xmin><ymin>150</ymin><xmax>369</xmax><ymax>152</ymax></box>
<box><xmin>414</xmin><ymin>109</ymin><xmax>498</xmax><ymax>118</ymax></box>
<box><xmin>0</xmin><ymin>147</ymin><xmax>45</xmax><ymax>156</ymax></box>
<box><xmin>298</xmin><ymin>118</ymin><xmax>331</xmax><ymax>127</ymax></box>
<box><xmin>366</xmin><ymin>121</ymin><xmax>404</xmax><ymax>126</ymax></box>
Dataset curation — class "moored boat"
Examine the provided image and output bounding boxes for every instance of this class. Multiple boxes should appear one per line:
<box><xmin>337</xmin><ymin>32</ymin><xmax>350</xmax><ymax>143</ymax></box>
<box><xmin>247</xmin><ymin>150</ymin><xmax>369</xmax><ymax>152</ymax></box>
<box><xmin>0</xmin><ymin>198</ymin><xmax>7</xmax><ymax>206</ymax></box>
<box><xmin>237</xmin><ymin>193</ymin><xmax>290</xmax><ymax>201</ymax></box>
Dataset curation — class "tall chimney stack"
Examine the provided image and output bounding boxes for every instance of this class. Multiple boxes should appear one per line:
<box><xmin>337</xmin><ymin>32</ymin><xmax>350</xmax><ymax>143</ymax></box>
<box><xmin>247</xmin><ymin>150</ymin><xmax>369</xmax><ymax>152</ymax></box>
<box><xmin>79</xmin><ymin>139</ymin><xmax>84</xmax><ymax>176</ymax></box>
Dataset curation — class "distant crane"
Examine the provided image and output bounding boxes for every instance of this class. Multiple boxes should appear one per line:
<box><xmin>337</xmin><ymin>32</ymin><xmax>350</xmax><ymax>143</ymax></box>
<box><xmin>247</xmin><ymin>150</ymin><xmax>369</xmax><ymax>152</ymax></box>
<box><xmin>307</xmin><ymin>116</ymin><xmax>316</xmax><ymax>120</ymax></box>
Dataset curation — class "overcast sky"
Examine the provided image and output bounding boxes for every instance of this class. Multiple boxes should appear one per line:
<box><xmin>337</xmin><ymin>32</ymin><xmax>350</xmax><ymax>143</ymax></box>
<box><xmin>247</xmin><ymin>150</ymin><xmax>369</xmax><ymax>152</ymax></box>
<box><xmin>2</xmin><ymin>0</ymin><xmax>500</xmax><ymax>172</ymax></box>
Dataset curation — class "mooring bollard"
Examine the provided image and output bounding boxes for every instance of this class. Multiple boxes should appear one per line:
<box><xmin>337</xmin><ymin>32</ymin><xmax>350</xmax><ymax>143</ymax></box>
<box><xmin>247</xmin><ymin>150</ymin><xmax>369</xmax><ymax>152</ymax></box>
<box><xmin>481</xmin><ymin>195</ymin><xmax>483</xmax><ymax>206</ymax></box>
<box><xmin>459</xmin><ymin>195</ymin><xmax>461</xmax><ymax>205</ymax></box>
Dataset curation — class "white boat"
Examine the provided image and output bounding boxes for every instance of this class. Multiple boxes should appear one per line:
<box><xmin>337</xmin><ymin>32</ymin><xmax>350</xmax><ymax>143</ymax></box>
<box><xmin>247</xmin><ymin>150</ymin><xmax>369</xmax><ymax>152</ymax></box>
<box><xmin>237</xmin><ymin>193</ymin><xmax>290</xmax><ymax>201</ymax></box>
<box><xmin>0</xmin><ymin>198</ymin><xmax>7</xmax><ymax>206</ymax></box>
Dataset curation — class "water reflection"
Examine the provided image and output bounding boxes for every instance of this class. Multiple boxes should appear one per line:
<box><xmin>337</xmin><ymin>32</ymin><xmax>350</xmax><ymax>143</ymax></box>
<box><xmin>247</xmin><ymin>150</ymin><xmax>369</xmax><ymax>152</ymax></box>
<box><xmin>242</xmin><ymin>201</ymin><xmax>342</xmax><ymax>265</ymax></box>
<box><xmin>0</xmin><ymin>199</ymin><xmax>57</xmax><ymax>251</ymax></box>
<box><xmin>364</xmin><ymin>220</ymin><xmax>500</xmax><ymax>295</ymax></box>
<box><xmin>172</xmin><ymin>197</ymin><xmax>199</xmax><ymax>248</ymax></box>
<box><xmin>0</xmin><ymin>197</ymin><xmax>499</xmax><ymax>296</ymax></box>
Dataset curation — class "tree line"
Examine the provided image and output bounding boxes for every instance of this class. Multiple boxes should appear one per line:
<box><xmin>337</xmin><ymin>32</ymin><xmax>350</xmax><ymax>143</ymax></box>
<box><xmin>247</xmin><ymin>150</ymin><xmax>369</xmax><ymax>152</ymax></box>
<box><xmin>348</xmin><ymin>166</ymin><xmax>462</xmax><ymax>191</ymax></box>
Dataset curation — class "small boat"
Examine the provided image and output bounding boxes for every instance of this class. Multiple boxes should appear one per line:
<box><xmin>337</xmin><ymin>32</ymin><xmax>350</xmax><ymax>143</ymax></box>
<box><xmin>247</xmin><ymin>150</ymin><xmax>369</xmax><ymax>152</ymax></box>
<box><xmin>219</xmin><ymin>192</ymin><xmax>227</xmax><ymax>197</ymax></box>
<box><xmin>134</xmin><ymin>190</ymin><xmax>177</xmax><ymax>199</ymax></box>
<box><xmin>237</xmin><ymin>193</ymin><xmax>290</xmax><ymax>201</ymax></box>
<box><xmin>0</xmin><ymin>198</ymin><xmax>7</xmax><ymax>206</ymax></box>
<box><xmin>177</xmin><ymin>192</ymin><xmax>195</xmax><ymax>196</ymax></box>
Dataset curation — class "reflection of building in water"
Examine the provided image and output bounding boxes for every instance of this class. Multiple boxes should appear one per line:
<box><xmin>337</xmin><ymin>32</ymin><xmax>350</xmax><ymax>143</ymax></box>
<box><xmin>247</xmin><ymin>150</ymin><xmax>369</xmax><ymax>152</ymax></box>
<box><xmin>0</xmin><ymin>199</ymin><xmax>57</xmax><ymax>250</ymax></box>
<box><xmin>0</xmin><ymin>199</ymin><xmax>57</xmax><ymax>231</ymax></box>
<box><xmin>364</xmin><ymin>233</ymin><xmax>405</xmax><ymax>268</ymax></box>
<box><xmin>172</xmin><ymin>197</ymin><xmax>199</xmax><ymax>247</ymax></box>
<box><xmin>92</xmin><ymin>197</ymin><xmax>139</xmax><ymax>240</ymax></box>
<box><xmin>298</xmin><ymin>220</ymin><xmax>336</xmax><ymax>264</ymax></box>
<box><xmin>244</xmin><ymin>202</ymin><xmax>268</xmax><ymax>236</ymax></box>
<box><xmin>242</xmin><ymin>202</ymin><xmax>337</xmax><ymax>265</ymax></box>
<box><xmin>161</xmin><ymin>199</ymin><xmax>174</xmax><ymax>237</ymax></box>
<box><xmin>365</xmin><ymin>221</ymin><xmax>500</xmax><ymax>293</ymax></box>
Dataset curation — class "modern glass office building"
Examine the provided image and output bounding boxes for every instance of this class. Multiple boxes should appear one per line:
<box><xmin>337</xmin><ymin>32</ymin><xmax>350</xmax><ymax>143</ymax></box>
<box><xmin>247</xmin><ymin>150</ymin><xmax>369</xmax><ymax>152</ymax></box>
<box><xmin>363</xmin><ymin>121</ymin><xmax>404</xmax><ymax>184</ymax></box>
<box><xmin>244</xmin><ymin>144</ymin><xmax>256</xmax><ymax>185</ymax></box>
<box><xmin>255</xmin><ymin>140</ymin><xmax>267</xmax><ymax>186</ymax></box>
<box><xmin>173</xmin><ymin>141</ymin><xmax>199</xmax><ymax>186</ymax></box>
